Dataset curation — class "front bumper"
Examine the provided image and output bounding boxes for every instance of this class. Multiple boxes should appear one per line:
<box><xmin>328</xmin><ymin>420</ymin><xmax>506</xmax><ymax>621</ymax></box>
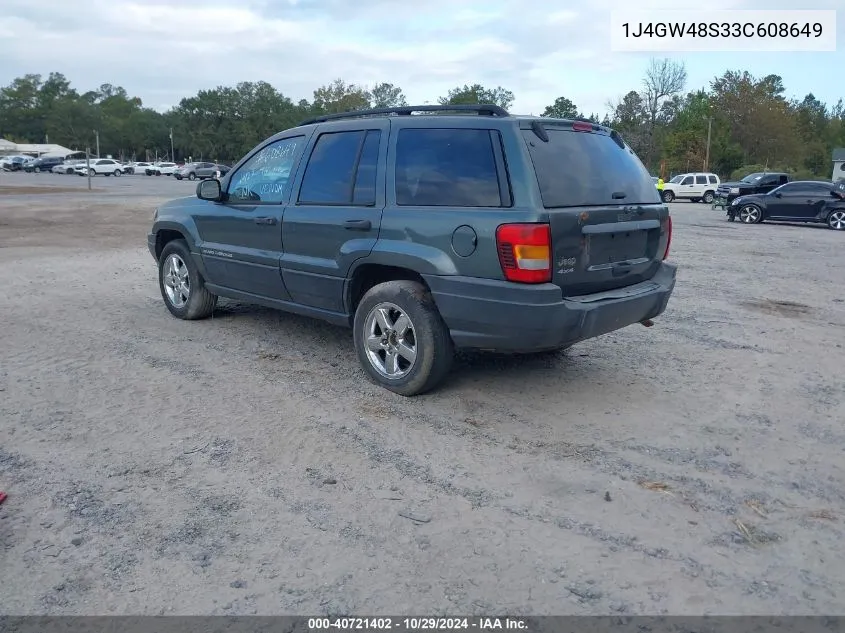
<box><xmin>423</xmin><ymin>262</ymin><xmax>678</xmax><ymax>352</ymax></box>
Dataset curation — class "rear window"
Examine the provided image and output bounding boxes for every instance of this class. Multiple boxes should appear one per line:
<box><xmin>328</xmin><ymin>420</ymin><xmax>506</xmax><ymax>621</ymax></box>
<box><xmin>395</xmin><ymin>129</ymin><xmax>506</xmax><ymax>207</ymax></box>
<box><xmin>522</xmin><ymin>128</ymin><xmax>659</xmax><ymax>208</ymax></box>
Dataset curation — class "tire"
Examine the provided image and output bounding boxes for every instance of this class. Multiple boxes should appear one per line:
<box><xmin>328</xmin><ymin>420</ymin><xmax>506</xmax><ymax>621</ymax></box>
<box><xmin>661</xmin><ymin>190</ymin><xmax>674</xmax><ymax>203</ymax></box>
<box><xmin>691</xmin><ymin>198</ymin><xmax>700</xmax><ymax>203</ymax></box>
<box><xmin>827</xmin><ymin>209</ymin><xmax>845</xmax><ymax>231</ymax></box>
<box><xmin>175</xmin><ymin>175</ymin><xmax>182</xmax><ymax>180</ymax></box>
<box><xmin>738</xmin><ymin>204</ymin><xmax>763</xmax><ymax>224</ymax></box>
<box><xmin>155</xmin><ymin>171</ymin><xmax>161</xmax><ymax>176</ymax></box>
<box><xmin>702</xmin><ymin>191</ymin><xmax>715</xmax><ymax>204</ymax></box>
<box><xmin>66</xmin><ymin>168</ymin><xmax>74</xmax><ymax>175</ymax></box>
<box><xmin>353</xmin><ymin>280</ymin><xmax>454</xmax><ymax>396</ymax></box>
<box><xmin>188</xmin><ymin>172</ymin><xmax>196</xmax><ymax>181</ymax></box>
<box><xmin>113</xmin><ymin>169</ymin><xmax>121</xmax><ymax>177</ymax></box>
<box><xmin>158</xmin><ymin>239</ymin><xmax>217</xmax><ymax>320</ymax></box>
<box><xmin>34</xmin><ymin>167</ymin><xmax>41</xmax><ymax>173</ymax></box>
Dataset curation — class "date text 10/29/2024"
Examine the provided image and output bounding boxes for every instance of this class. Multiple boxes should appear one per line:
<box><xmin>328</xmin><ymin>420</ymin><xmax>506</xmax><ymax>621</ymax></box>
<box><xmin>308</xmin><ymin>618</ymin><xmax>528</xmax><ymax>631</ymax></box>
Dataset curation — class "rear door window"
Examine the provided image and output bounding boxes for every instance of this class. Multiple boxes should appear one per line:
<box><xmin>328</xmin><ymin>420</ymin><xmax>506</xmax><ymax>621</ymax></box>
<box><xmin>695</xmin><ymin>175</ymin><xmax>707</xmax><ymax>185</ymax></box>
<box><xmin>522</xmin><ymin>128</ymin><xmax>659</xmax><ymax>207</ymax></box>
<box><xmin>297</xmin><ymin>129</ymin><xmax>381</xmax><ymax>206</ymax></box>
<box><xmin>395</xmin><ymin>129</ymin><xmax>507</xmax><ymax>207</ymax></box>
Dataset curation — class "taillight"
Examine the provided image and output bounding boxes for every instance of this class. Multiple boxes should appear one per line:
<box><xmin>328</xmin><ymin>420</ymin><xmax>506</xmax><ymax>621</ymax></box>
<box><xmin>496</xmin><ymin>223</ymin><xmax>552</xmax><ymax>283</ymax></box>
<box><xmin>572</xmin><ymin>121</ymin><xmax>593</xmax><ymax>132</ymax></box>
<box><xmin>662</xmin><ymin>215</ymin><xmax>672</xmax><ymax>260</ymax></box>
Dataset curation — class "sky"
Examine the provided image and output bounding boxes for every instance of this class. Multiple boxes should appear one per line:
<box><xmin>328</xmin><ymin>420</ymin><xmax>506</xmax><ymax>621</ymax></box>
<box><xmin>0</xmin><ymin>0</ymin><xmax>842</xmax><ymax>118</ymax></box>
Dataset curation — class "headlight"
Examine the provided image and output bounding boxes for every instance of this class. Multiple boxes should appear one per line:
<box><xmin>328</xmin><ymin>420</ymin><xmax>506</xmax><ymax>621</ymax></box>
<box><xmin>730</xmin><ymin>187</ymin><xmax>739</xmax><ymax>194</ymax></box>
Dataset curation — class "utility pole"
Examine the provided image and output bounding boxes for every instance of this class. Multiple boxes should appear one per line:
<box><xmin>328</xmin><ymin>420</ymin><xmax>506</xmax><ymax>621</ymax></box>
<box><xmin>86</xmin><ymin>147</ymin><xmax>92</xmax><ymax>191</ymax></box>
<box><xmin>94</xmin><ymin>130</ymin><xmax>100</xmax><ymax>158</ymax></box>
<box><xmin>170</xmin><ymin>128</ymin><xmax>175</xmax><ymax>162</ymax></box>
<box><xmin>704</xmin><ymin>117</ymin><xmax>712</xmax><ymax>172</ymax></box>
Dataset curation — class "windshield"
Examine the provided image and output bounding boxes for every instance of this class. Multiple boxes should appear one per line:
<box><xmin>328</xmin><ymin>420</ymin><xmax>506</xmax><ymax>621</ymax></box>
<box><xmin>741</xmin><ymin>173</ymin><xmax>764</xmax><ymax>183</ymax></box>
<box><xmin>669</xmin><ymin>175</ymin><xmax>684</xmax><ymax>183</ymax></box>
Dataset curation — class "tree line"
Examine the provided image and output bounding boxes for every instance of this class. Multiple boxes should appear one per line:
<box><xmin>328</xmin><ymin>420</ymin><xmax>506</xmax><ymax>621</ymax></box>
<box><xmin>1</xmin><ymin>60</ymin><xmax>843</xmax><ymax>180</ymax></box>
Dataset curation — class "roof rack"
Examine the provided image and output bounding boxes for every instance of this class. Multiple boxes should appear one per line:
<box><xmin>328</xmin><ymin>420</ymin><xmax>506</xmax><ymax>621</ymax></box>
<box><xmin>298</xmin><ymin>104</ymin><xmax>510</xmax><ymax>126</ymax></box>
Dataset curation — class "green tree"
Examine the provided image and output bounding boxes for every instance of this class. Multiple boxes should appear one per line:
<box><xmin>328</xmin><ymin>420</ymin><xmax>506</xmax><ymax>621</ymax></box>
<box><xmin>709</xmin><ymin>70</ymin><xmax>800</xmax><ymax>168</ymax></box>
<box><xmin>369</xmin><ymin>82</ymin><xmax>408</xmax><ymax>108</ymax></box>
<box><xmin>608</xmin><ymin>90</ymin><xmax>649</xmax><ymax>158</ymax></box>
<box><xmin>541</xmin><ymin>96</ymin><xmax>580</xmax><ymax>119</ymax></box>
<box><xmin>438</xmin><ymin>83</ymin><xmax>514</xmax><ymax>110</ymax></box>
<box><xmin>312</xmin><ymin>78</ymin><xmax>371</xmax><ymax>114</ymax></box>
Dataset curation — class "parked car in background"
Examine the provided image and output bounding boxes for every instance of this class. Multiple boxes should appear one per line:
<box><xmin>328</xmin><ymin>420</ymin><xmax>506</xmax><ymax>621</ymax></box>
<box><xmin>52</xmin><ymin>159</ymin><xmax>88</xmax><ymax>174</ymax></box>
<box><xmin>74</xmin><ymin>158</ymin><xmax>125</xmax><ymax>177</ymax></box>
<box><xmin>726</xmin><ymin>180</ymin><xmax>845</xmax><ymax>230</ymax></box>
<box><xmin>148</xmin><ymin>162</ymin><xmax>177</xmax><ymax>176</ymax></box>
<box><xmin>24</xmin><ymin>156</ymin><xmax>65</xmax><ymax>173</ymax></box>
<box><xmin>148</xmin><ymin>104</ymin><xmax>676</xmax><ymax>395</ymax></box>
<box><xmin>715</xmin><ymin>171</ymin><xmax>791</xmax><ymax>206</ymax></box>
<box><xmin>126</xmin><ymin>161</ymin><xmax>154</xmax><ymax>175</ymax></box>
<box><xmin>660</xmin><ymin>172</ymin><xmax>720</xmax><ymax>203</ymax></box>
<box><xmin>174</xmin><ymin>162</ymin><xmax>231</xmax><ymax>180</ymax></box>
<box><xmin>1</xmin><ymin>155</ymin><xmax>33</xmax><ymax>171</ymax></box>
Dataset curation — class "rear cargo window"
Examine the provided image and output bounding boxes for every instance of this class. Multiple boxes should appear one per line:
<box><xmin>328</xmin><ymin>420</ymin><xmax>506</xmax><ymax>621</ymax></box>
<box><xmin>522</xmin><ymin>128</ymin><xmax>660</xmax><ymax>208</ymax></box>
<box><xmin>395</xmin><ymin>129</ymin><xmax>505</xmax><ymax>207</ymax></box>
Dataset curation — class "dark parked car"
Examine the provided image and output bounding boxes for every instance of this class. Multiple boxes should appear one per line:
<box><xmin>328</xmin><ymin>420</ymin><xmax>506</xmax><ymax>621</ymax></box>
<box><xmin>148</xmin><ymin>104</ymin><xmax>676</xmax><ymax>395</ymax></box>
<box><xmin>174</xmin><ymin>162</ymin><xmax>231</xmax><ymax>180</ymax></box>
<box><xmin>23</xmin><ymin>156</ymin><xmax>65</xmax><ymax>173</ymax></box>
<box><xmin>727</xmin><ymin>180</ymin><xmax>845</xmax><ymax>229</ymax></box>
<box><xmin>715</xmin><ymin>171</ymin><xmax>790</xmax><ymax>206</ymax></box>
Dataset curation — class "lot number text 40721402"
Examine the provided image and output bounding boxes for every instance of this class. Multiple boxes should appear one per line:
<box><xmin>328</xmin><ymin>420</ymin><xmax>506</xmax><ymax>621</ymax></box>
<box><xmin>307</xmin><ymin>618</ymin><xmax>528</xmax><ymax>631</ymax></box>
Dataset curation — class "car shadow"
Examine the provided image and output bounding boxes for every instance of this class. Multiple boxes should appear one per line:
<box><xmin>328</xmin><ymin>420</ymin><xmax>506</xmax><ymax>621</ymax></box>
<box><xmin>208</xmin><ymin>298</ymin><xmax>629</xmax><ymax>398</ymax></box>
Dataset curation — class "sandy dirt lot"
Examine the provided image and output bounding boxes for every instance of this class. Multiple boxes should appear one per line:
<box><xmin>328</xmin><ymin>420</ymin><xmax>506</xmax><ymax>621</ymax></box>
<box><xmin>1</xmin><ymin>173</ymin><xmax>844</xmax><ymax>616</ymax></box>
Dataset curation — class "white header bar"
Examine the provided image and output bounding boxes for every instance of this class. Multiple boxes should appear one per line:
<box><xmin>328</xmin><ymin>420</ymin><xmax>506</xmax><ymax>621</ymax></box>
<box><xmin>610</xmin><ymin>10</ymin><xmax>837</xmax><ymax>52</ymax></box>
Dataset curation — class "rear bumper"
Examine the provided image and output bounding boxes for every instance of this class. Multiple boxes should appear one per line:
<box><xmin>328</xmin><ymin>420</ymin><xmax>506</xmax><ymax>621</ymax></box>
<box><xmin>423</xmin><ymin>262</ymin><xmax>677</xmax><ymax>352</ymax></box>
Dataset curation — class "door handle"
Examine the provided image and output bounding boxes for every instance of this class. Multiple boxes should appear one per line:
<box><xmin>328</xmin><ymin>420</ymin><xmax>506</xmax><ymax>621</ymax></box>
<box><xmin>344</xmin><ymin>219</ymin><xmax>371</xmax><ymax>230</ymax></box>
<box><xmin>254</xmin><ymin>216</ymin><xmax>276</xmax><ymax>225</ymax></box>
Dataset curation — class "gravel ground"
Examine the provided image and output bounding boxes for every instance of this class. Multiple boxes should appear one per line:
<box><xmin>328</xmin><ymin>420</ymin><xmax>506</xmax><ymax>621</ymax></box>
<box><xmin>1</xmin><ymin>174</ymin><xmax>844</xmax><ymax>616</ymax></box>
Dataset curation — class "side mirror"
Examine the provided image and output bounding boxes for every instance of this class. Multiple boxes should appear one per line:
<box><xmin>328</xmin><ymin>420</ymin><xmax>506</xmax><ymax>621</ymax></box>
<box><xmin>197</xmin><ymin>178</ymin><xmax>222</xmax><ymax>201</ymax></box>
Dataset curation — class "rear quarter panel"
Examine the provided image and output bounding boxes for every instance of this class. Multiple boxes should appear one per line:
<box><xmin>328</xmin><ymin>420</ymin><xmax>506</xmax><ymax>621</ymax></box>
<box><xmin>376</xmin><ymin>118</ymin><xmax>542</xmax><ymax>280</ymax></box>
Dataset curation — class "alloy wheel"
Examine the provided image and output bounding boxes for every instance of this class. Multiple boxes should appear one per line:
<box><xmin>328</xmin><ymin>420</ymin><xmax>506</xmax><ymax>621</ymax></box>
<box><xmin>162</xmin><ymin>253</ymin><xmax>190</xmax><ymax>308</ymax></box>
<box><xmin>739</xmin><ymin>205</ymin><xmax>761</xmax><ymax>223</ymax></box>
<box><xmin>362</xmin><ymin>302</ymin><xmax>418</xmax><ymax>380</ymax></box>
<box><xmin>829</xmin><ymin>210</ymin><xmax>845</xmax><ymax>230</ymax></box>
